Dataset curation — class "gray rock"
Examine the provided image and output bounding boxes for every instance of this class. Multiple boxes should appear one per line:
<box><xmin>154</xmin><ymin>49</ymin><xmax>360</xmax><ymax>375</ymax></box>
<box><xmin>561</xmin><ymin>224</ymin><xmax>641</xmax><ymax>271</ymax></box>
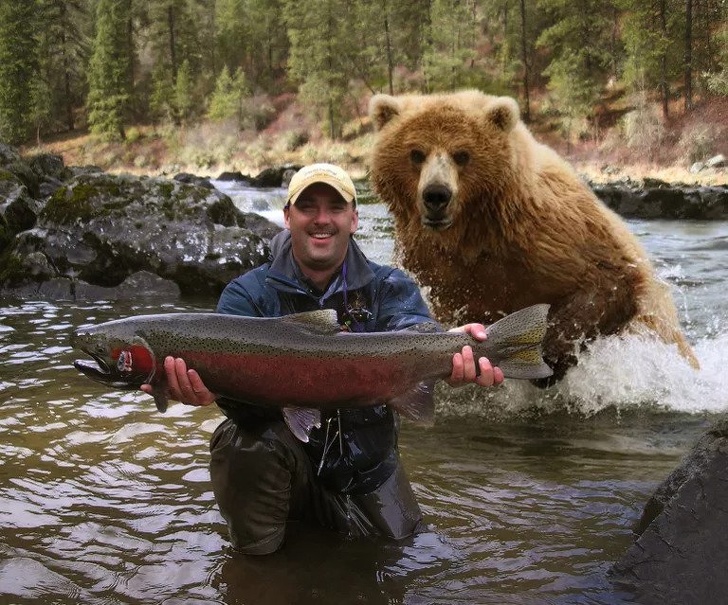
<box><xmin>0</xmin><ymin>172</ymin><xmax>281</xmax><ymax>301</ymax></box>
<box><xmin>611</xmin><ymin>419</ymin><xmax>728</xmax><ymax>604</ymax></box>
<box><xmin>706</xmin><ymin>154</ymin><xmax>726</xmax><ymax>169</ymax></box>
<box><xmin>0</xmin><ymin>177</ymin><xmax>40</xmax><ymax>251</ymax></box>
<box><xmin>592</xmin><ymin>182</ymin><xmax>728</xmax><ymax>220</ymax></box>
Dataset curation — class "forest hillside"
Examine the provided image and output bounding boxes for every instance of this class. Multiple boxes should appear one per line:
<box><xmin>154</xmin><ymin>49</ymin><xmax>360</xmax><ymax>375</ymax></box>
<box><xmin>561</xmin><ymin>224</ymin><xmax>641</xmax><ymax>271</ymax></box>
<box><xmin>1</xmin><ymin>0</ymin><xmax>726</xmax><ymax>184</ymax></box>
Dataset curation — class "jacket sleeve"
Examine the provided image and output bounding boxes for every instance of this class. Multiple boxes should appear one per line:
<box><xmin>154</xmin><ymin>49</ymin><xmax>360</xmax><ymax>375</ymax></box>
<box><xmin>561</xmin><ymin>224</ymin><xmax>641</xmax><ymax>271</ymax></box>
<box><xmin>375</xmin><ymin>268</ymin><xmax>442</xmax><ymax>332</ymax></box>
<box><xmin>216</xmin><ymin>269</ymin><xmax>268</xmax><ymax>317</ymax></box>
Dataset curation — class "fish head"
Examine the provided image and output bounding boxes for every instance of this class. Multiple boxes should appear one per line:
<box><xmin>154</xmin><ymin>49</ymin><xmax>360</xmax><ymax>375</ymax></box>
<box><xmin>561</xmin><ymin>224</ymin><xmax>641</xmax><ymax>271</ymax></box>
<box><xmin>72</xmin><ymin>325</ymin><xmax>156</xmax><ymax>389</ymax></box>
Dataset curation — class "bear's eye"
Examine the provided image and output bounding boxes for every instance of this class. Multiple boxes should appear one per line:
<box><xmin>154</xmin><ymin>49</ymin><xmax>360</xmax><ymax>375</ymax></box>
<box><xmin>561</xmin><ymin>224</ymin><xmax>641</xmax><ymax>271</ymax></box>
<box><xmin>410</xmin><ymin>149</ymin><xmax>426</xmax><ymax>165</ymax></box>
<box><xmin>453</xmin><ymin>151</ymin><xmax>470</xmax><ymax>167</ymax></box>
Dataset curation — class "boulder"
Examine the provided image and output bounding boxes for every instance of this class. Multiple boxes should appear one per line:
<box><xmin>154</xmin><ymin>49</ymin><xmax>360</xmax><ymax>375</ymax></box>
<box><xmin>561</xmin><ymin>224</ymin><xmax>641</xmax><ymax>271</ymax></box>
<box><xmin>611</xmin><ymin>419</ymin><xmax>728</xmax><ymax>604</ymax></box>
<box><xmin>0</xmin><ymin>171</ymin><xmax>281</xmax><ymax>301</ymax></box>
<box><xmin>592</xmin><ymin>182</ymin><xmax>728</xmax><ymax>220</ymax></box>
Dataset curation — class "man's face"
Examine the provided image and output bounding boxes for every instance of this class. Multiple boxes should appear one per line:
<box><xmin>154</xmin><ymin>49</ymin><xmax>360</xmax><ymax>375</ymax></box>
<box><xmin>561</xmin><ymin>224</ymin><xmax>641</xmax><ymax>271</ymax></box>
<box><xmin>284</xmin><ymin>183</ymin><xmax>359</xmax><ymax>274</ymax></box>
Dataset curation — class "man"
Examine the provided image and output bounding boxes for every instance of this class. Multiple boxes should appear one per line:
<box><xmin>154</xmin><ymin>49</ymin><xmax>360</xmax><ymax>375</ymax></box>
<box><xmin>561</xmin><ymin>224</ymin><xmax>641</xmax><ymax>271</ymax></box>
<box><xmin>142</xmin><ymin>163</ymin><xmax>503</xmax><ymax>555</ymax></box>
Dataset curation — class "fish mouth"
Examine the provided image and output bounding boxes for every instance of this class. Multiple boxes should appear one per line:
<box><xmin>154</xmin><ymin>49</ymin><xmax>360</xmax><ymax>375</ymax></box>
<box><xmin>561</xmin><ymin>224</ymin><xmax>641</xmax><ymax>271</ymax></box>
<box><xmin>73</xmin><ymin>350</ymin><xmax>142</xmax><ymax>389</ymax></box>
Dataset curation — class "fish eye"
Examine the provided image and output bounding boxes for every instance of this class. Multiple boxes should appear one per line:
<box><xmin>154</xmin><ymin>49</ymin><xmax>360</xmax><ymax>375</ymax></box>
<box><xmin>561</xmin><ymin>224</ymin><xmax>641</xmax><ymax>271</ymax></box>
<box><xmin>410</xmin><ymin>149</ymin><xmax>426</xmax><ymax>165</ymax></box>
<box><xmin>453</xmin><ymin>151</ymin><xmax>470</xmax><ymax>166</ymax></box>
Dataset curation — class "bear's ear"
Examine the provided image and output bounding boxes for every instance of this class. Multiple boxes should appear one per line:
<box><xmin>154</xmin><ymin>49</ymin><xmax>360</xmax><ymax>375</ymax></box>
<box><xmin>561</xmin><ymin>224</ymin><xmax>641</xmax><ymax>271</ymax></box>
<box><xmin>369</xmin><ymin>94</ymin><xmax>401</xmax><ymax>130</ymax></box>
<box><xmin>486</xmin><ymin>97</ymin><xmax>520</xmax><ymax>132</ymax></box>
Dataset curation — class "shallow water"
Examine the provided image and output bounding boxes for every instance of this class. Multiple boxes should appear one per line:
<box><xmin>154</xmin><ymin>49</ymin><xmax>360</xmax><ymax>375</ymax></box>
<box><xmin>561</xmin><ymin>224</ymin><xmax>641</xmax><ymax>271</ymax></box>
<box><xmin>1</xmin><ymin>188</ymin><xmax>727</xmax><ymax>604</ymax></box>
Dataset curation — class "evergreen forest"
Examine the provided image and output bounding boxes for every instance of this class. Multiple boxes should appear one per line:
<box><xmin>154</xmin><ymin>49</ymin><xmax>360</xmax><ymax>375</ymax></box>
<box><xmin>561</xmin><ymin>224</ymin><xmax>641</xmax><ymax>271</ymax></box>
<box><xmin>0</xmin><ymin>0</ymin><xmax>726</xmax><ymax>166</ymax></box>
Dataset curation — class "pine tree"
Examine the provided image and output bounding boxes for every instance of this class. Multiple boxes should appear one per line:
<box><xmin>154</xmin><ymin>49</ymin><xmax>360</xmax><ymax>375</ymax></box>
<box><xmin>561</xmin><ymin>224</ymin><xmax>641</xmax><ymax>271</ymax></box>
<box><xmin>348</xmin><ymin>0</ymin><xmax>430</xmax><ymax>95</ymax></box>
<box><xmin>422</xmin><ymin>0</ymin><xmax>483</xmax><ymax>92</ymax></box>
<box><xmin>283</xmin><ymin>0</ymin><xmax>351</xmax><ymax>138</ymax></box>
<box><xmin>537</xmin><ymin>0</ymin><xmax>621</xmax><ymax>139</ymax></box>
<box><xmin>207</xmin><ymin>65</ymin><xmax>249</xmax><ymax>125</ymax></box>
<box><xmin>0</xmin><ymin>0</ymin><xmax>38</xmax><ymax>145</ymax></box>
<box><xmin>36</xmin><ymin>0</ymin><xmax>90</xmax><ymax>134</ymax></box>
<box><xmin>619</xmin><ymin>0</ymin><xmax>681</xmax><ymax>119</ymax></box>
<box><xmin>87</xmin><ymin>0</ymin><xmax>133</xmax><ymax>140</ymax></box>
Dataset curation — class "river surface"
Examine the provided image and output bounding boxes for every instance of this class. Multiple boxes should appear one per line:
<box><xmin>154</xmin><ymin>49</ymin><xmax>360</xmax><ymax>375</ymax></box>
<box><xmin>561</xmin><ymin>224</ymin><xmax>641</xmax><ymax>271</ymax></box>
<box><xmin>1</xmin><ymin>183</ymin><xmax>727</xmax><ymax>604</ymax></box>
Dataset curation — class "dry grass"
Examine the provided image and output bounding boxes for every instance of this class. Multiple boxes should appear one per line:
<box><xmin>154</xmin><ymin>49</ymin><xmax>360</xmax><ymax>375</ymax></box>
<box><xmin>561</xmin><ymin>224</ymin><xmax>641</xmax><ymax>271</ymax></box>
<box><xmin>21</xmin><ymin>95</ymin><xmax>727</xmax><ymax>185</ymax></box>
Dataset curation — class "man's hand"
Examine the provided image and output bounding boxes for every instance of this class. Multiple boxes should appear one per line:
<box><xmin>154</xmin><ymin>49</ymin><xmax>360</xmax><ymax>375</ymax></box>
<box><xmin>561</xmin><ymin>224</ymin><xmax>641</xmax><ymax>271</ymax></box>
<box><xmin>140</xmin><ymin>356</ymin><xmax>217</xmax><ymax>407</ymax></box>
<box><xmin>446</xmin><ymin>323</ymin><xmax>504</xmax><ymax>388</ymax></box>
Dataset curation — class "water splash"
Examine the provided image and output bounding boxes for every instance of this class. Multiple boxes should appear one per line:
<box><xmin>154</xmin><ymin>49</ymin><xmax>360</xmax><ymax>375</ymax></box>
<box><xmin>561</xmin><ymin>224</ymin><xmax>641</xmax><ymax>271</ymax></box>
<box><xmin>436</xmin><ymin>331</ymin><xmax>728</xmax><ymax>420</ymax></box>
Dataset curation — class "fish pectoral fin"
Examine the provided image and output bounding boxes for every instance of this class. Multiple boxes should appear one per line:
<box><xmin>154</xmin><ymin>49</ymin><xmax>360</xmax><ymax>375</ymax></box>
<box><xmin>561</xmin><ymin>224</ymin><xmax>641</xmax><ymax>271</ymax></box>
<box><xmin>151</xmin><ymin>386</ymin><xmax>169</xmax><ymax>413</ymax></box>
<box><xmin>388</xmin><ymin>381</ymin><xmax>435</xmax><ymax>426</ymax></box>
<box><xmin>282</xmin><ymin>407</ymin><xmax>322</xmax><ymax>442</ymax></box>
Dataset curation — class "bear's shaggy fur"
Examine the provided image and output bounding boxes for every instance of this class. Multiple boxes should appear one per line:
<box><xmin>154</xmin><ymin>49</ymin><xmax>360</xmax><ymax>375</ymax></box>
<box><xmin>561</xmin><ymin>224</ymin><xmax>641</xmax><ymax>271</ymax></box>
<box><xmin>368</xmin><ymin>90</ymin><xmax>698</xmax><ymax>380</ymax></box>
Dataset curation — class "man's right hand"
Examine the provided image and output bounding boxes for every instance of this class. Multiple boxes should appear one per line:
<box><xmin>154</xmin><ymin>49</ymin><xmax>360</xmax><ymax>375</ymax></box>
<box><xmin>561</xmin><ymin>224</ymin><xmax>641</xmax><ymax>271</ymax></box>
<box><xmin>140</xmin><ymin>356</ymin><xmax>217</xmax><ymax>407</ymax></box>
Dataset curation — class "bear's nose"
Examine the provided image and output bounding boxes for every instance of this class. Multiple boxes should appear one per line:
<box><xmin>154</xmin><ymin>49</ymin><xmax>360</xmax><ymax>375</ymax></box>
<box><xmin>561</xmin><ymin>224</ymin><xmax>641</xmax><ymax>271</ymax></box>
<box><xmin>422</xmin><ymin>184</ymin><xmax>452</xmax><ymax>211</ymax></box>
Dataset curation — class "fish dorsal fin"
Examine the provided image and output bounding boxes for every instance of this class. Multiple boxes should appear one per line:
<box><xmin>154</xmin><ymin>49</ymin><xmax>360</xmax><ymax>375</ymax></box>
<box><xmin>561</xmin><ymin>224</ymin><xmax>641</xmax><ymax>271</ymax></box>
<box><xmin>387</xmin><ymin>381</ymin><xmax>436</xmax><ymax>426</ymax></box>
<box><xmin>281</xmin><ymin>309</ymin><xmax>341</xmax><ymax>335</ymax></box>
<box><xmin>282</xmin><ymin>407</ymin><xmax>322</xmax><ymax>442</ymax></box>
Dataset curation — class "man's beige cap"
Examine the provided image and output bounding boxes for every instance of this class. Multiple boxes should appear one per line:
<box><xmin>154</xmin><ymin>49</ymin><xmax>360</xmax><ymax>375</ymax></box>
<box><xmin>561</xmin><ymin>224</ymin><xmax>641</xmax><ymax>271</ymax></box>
<box><xmin>287</xmin><ymin>163</ymin><xmax>357</xmax><ymax>206</ymax></box>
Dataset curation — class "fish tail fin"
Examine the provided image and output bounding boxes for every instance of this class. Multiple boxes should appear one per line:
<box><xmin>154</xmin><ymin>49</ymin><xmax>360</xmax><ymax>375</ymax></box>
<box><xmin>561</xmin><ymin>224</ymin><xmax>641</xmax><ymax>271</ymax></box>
<box><xmin>484</xmin><ymin>304</ymin><xmax>553</xmax><ymax>380</ymax></box>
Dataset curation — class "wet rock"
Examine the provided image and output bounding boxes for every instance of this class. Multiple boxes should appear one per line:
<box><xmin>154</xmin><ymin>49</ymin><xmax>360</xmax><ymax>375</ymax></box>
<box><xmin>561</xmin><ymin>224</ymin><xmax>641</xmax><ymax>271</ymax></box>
<box><xmin>27</xmin><ymin>153</ymin><xmax>69</xmax><ymax>181</ymax></box>
<box><xmin>217</xmin><ymin>170</ymin><xmax>252</xmax><ymax>184</ymax></box>
<box><xmin>592</xmin><ymin>182</ymin><xmax>728</xmax><ymax>220</ymax></box>
<box><xmin>0</xmin><ymin>176</ymin><xmax>40</xmax><ymax>252</ymax></box>
<box><xmin>0</xmin><ymin>171</ymin><xmax>281</xmax><ymax>301</ymax></box>
<box><xmin>611</xmin><ymin>419</ymin><xmax>728</xmax><ymax>604</ymax></box>
<box><xmin>173</xmin><ymin>172</ymin><xmax>214</xmax><ymax>189</ymax></box>
<box><xmin>252</xmin><ymin>164</ymin><xmax>302</xmax><ymax>188</ymax></box>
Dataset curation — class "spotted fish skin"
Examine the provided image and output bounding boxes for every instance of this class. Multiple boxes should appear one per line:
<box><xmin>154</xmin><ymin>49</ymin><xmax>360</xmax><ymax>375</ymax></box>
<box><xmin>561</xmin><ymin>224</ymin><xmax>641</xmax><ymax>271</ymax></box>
<box><xmin>72</xmin><ymin>304</ymin><xmax>552</xmax><ymax>440</ymax></box>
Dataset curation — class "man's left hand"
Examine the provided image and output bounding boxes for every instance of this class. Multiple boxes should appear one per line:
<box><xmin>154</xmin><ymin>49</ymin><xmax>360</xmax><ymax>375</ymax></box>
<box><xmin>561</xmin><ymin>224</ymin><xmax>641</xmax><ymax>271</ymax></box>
<box><xmin>446</xmin><ymin>323</ymin><xmax>504</xmax><ymax>388</ymax></box>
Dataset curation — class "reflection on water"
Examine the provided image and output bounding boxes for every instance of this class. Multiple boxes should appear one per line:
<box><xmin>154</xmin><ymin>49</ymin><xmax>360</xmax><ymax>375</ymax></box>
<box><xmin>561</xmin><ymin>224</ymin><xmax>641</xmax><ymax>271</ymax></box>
<box><xmin>2</xmin><ymin>209</ymin><xmax>728</xmax><ymax>603</ymax></box>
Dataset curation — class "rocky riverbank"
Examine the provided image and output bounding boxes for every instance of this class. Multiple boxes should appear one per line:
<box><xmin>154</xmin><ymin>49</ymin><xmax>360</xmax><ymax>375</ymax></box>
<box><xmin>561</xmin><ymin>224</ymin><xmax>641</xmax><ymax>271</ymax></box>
<box><xmin>1</xmin><ymin>142</ymin><xmax>727</xmax><ymax>301</ymax></box>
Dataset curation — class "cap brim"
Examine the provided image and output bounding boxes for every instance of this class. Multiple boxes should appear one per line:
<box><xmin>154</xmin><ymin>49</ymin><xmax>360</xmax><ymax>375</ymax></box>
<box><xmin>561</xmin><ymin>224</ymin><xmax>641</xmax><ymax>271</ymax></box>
<box><xmin>289</xmin><ymin>178</ymin><xmax>356</xmax><ymax>205</ymax></box>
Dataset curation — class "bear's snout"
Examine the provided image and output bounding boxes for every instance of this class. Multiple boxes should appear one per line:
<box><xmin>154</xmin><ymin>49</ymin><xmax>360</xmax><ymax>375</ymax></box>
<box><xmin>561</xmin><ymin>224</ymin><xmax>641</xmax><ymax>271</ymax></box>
<box><xmin>421</xmin><ymin>183</ymin><xmax>455</xmax><ymax>229</ymax></box>
<box><xmin>423</xmin><ymin>184</ymin><xmax>452</xmax><ymax>211</ymax></box>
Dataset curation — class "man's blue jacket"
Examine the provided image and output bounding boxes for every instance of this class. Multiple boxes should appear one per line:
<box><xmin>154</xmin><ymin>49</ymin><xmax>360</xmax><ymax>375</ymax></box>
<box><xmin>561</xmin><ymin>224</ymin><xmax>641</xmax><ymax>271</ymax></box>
<box><xmin>215</xmin><ymin>230</ymin><xmax>439</xmax><ymax>495</ymax></box>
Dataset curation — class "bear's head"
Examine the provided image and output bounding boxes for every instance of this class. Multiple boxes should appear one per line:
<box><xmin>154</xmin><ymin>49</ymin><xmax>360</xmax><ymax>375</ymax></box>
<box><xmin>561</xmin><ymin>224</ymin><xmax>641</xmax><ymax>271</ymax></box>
<box><xmin>368</xmin><ymin>90</ymin><xmax>521</xmax><ymax>232</ymax></box>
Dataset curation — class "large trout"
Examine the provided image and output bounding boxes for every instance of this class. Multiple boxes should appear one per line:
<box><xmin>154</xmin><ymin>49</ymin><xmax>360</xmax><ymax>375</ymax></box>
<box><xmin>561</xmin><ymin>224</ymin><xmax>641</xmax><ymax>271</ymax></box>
<box><xmin>72</xmin><ymin>304</ymin><xmax>552</xmax><ymax>441</ymax></box>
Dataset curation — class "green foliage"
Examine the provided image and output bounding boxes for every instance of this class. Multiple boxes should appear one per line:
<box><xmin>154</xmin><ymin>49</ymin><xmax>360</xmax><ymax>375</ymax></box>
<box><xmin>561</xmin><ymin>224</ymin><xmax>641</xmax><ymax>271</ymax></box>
<box><xmin>2</xmin><ymin>0</ymin><xmax>727</xmax><ymax>145</ymax></box>
<box><xmin>0</xmin><ymin>0</ymin><xmax>38</xmax><ymax>145</ymax></box>
<box><xmin>422</xmin><ymin>0</ymin><xmax>484</xmax><ymax>92</ymax></box>
<box><xmin>216</xmin><ymin>0</ymin><xmax>288</xmax><ymax>89</ymax></box>
<box><xmin>536</xmin><ymin>0</ymin><xmax>620</xmax><ymax>137</ymax></box>
<box><xmin>35</xmin><ymin>0</ymin><xmax>91</xmax><ymax>134</ymax></box>
<box><xmin>283</xmin><ymin>0</ymin><xmax>351</xmax><ymax>138</ymax></box>
<box><xmin>207</xmin><ymin>66</ymin><xmax>250</xmax><ymax>126</ymax></box>
<box><xmin>150</xmin><ymin>63</ymin><xmax>176</xmax><ymax>123</ymax></box>
<box><xmin>705</xmin><ymin>27</ymin><xmax>728</xmax><ymax>96</ymax></box>
<box><xmin>542</xmin><ymin>51</ymin><xmax>599</xmax><ymax>140</ymax></box>
<box><xmin>175</xmin><ymin>60</ymin><xmax>196</xmax><ymax>122</ymax></box>
<box><xmin>87</xmin><ymin>0</ymin><xmax>132</xmax><ymax>140</ymax></box>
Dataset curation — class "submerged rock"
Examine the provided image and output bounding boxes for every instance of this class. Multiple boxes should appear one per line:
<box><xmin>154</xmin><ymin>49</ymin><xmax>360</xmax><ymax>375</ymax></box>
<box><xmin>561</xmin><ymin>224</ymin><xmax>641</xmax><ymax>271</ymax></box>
<box><xmin>611</xmin><ymin>419</ymin><xmax>728</xmax><ymax>603</ymax></box>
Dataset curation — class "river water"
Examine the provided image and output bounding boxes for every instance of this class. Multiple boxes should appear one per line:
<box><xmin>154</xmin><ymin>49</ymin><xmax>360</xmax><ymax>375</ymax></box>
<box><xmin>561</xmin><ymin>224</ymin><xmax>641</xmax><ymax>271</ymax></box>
<box><xmin>1</xmin><ymin>183</ymin><xmax>727</xmax><ymax>604</ymax></box>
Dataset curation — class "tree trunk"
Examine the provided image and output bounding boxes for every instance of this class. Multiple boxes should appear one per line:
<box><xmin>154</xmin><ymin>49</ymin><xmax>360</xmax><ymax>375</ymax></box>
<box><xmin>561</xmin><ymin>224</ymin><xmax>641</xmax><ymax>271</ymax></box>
<box><xmin>383</xmin><ymin>0</ymin><xmax>394</xmax><ymax>95</ymax></box>
<box><xmin>519</xmin><ymin>0</ymin><xmax>530</xmax><ymax>123</ymax></box>
<box><xmin>168</xmin><ymin>5</ymin><xmax>177</xmax><ymax>78</ymax></box>
<box><xmin>660</xmin><ymin>0</ymin><xmax>669</xmax><ymax>119</ymax></box>
<box><xmin>684</xmin><ymin>0</ymin><xmax>693</xmax><ymax>111</ymax></box>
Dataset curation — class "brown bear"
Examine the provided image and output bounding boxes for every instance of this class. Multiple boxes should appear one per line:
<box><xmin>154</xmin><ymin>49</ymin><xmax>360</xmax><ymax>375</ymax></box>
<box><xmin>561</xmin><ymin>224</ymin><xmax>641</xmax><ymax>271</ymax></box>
<box><xmin>368</xmin><ymin>89</ymin><xmax>699</xmax><ymax>381</ymax></box>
